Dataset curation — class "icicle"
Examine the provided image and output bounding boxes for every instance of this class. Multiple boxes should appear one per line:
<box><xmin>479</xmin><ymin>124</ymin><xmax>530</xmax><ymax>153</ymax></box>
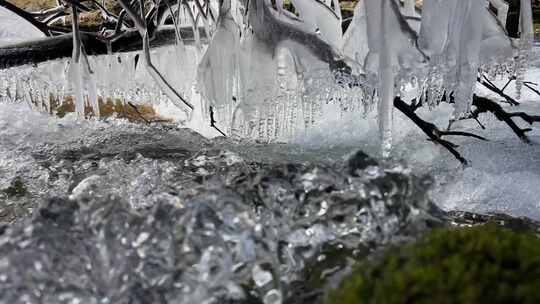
<box><xmin>453</xmin><ymin>0</ymin><xmax>483</xmax><ymax>117</ymax></box>
<box><xmin>82</xmin><ymin>55</ymin><xmax>100</xmax><ymax>117</ymax></box>
<box><xmin>378</xmin><ymin>0</ymin><xmax>395</xmax><ymax>158</ymax></box>
<box><xmin>289</xmin><ymin>0</ymin><xmax>343</xmax><ymax>48</ymax></box>
<box><xmin>515</xmin><ymin>0</ymin><xmax>534</xmax><ymax>100</ymax></box>
<box><xmin>419</xmin><ymin>0</ymin><xmax>484</xmax><ymax>117</ymax></box>
<box><xmin>197</xmin><ymin>0</ymin><xmax>241</xmax><ymax>119</ymax></box>
<box><xmin>489</xmin><ymin>0</ymin><xmax>509</xmax><ymax>26</ymax></box>
<box><xmin>67</xmin><ymin>6</ymin><xmax>100</xmax><ymax>117</ymax></box>
<box><xmin>402</xmin><ymin>0</ymin><xmax>416</xmax><ymax>17</ymax></box>
<box><xmin>67</xmin><ymin>59</ymin><xmax>85</xmax><ymax>116</ymax></box>
<box><xmin>184</xmin><ymin>1</ymin><xmax>202</xmax><ymax>50</ymax></box>
<box><xmin>342</xmin><ymin>0</ymin><xmax>369</xmax><ymax>73</ymax></box>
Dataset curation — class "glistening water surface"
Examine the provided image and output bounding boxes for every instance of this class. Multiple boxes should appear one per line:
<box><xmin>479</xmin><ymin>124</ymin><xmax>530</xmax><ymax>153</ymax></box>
<box><xmin>0</xmin><ymin>102</ymin><xmax>445</xmax><ymax>304</ymax></box>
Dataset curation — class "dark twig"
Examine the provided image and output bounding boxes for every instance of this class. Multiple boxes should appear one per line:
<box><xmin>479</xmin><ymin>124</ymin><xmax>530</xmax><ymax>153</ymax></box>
<box><xmin>409</xmin><ymin>98</ymin><xmax>423</xmax><ymax>112</ymax></box>
<box><xmin>477</xmin><ymin>75</ymin><xmax>519</xmax><ymax>106</ymax></box>
<box><xmin>501</xmin><ymin>76</ymin><xmax>515</xmax><ymax>91</ymax></box>
<box><xmin>471</xmin><ymin>95</ymin><xmax>540</xmax><ymax>143</ymax></box>
<box><xmin>507</xmin><ymin>112</ymin><xmax>540</xmax><ymax>125</ymax></box>
<box><xmin>394</xmin><ymin>97</ymin><xmax>489</xmax><ymax>165</ymax></box>
<box><xmin>523</xmin><ymin>82</ymin><xmax>540</xmax><ymax>97</ymax></box>
<box><xmin>473</xmin><ymin>117</ymin><xmax>486</xmax><ymax>129</ymax></box>
<box><xmin>209</xmin><ymin>106</ymin><xmax>227</xmax><ymax>137</ymax></box>
<box><xmin>440</xmin><ymin>131</ymin><xmax>487</xmax><ymax>141</ymax></box>
<box><xmin>495</xmin><ymin>77</ymin><xmax>540</xmax><ymax>97</ymax></box>
<box><xmin>128</xmin><ymin>102</ymin><xmax>151</xmax><ymax>124</ymax></box>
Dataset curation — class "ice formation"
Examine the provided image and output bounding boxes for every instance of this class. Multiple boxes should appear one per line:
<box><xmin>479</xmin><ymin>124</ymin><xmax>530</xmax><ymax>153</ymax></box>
<box><xmin>0</xmin><ymin>0</ymin><xmax>536</xmax><ymax>150</ymax></box>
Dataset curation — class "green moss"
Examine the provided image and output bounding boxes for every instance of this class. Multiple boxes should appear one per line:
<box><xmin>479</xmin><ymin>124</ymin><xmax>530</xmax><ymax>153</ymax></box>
<box><xmin>327</xmin><ymin>223</ymin><xmax>540</xmax><ymax>304</ymax></box>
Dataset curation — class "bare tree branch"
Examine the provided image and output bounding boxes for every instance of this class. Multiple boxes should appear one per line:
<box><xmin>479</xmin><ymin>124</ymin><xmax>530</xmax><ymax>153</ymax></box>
<box><xmin>394</xmin><ymin>96</ymin><xmax>489</xmax><ymax>165</ymax></box>
<box><xmin>477</xmin><ymin>75</ymin><xmax>520</xmax><ymax>106</ymax></box>
<box><xmin>471</xmin><ymin>95</ymin><xmax>540</xmax><ymax>143</ymax></box>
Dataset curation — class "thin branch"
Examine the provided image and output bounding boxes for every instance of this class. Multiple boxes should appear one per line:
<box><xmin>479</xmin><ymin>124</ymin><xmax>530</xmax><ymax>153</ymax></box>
<box><xmin>88</xmin><ymin>0</ymin><xmax>118</xmax><ymax>22</ymax></box>
<box><xmin>209</xmin><ymin>106</ymin><xmax>227</xmax><ymax>136</ymax></box>
<box><xmin>30</xmin><ymin>5</ymin><xmax>67</xmax><ymax>20</ymax></box>
<box><xmin>441</xmin><ymin>131</ymin><xmax>487</xmax><ymax>141</ymax></box>
<box><xmin>128</xmin><ymin>102</ymin><xmax>151</xmax><ymax>124</ymax></box>
<box><xmin>162</xmin><ymin>0</ymin><xmax>184</xmax><ymax>44</ymax></box>
<box><xmin>501</xmin><ymin>76</ymin><xmax>515</xmax><ymax>92</ymax></box>
<box><xmin>394</xmin><ymin>96</ymin><xmax>483</xmax><ymax>165</ymax></box>
<box><xmin>523</xmin><ymin>82</ymin><xmax>540</xmax><ymax>97</ymax></box>
<box><xmin>471</xmin><ymin>95</ymin><xmax>540</xmax><ymax>143</ymax></box>
<box><xmin>477</xmin><ymin>75</ymin><xmax>519</xmax><ymax>106</ymax></box>
<box><xmin>43</xmin><ymin>11</ymin><xmax>69</xmax><ymax>25</ymax></box>
<box><xmin>116</xmin><ymin>0</ymin><xmax>194</xmax><ymax>113</ymax></box>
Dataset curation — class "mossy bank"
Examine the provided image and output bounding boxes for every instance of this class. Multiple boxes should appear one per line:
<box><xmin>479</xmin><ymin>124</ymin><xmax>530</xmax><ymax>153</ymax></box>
<box><xmin>327</xmin><ymin>223</ymin><xmax>540</xmax><ymax>304</ymax></box>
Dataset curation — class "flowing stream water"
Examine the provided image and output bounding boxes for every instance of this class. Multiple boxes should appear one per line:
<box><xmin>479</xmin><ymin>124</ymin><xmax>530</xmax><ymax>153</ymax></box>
<box><xmin>0</xmin><ymin>101</ymin><xmax>448</xmax><ymax>304</ymax></box>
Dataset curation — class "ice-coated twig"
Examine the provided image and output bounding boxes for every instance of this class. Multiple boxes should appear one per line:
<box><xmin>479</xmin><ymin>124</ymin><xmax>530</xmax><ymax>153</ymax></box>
<box><xmin>117</xmin><ymin>0</ymin><xmax>194</xmax><ymax>114</ymax></box>
<box><xmin>192</xmin><ymin>0</ymin><xmax>213</xmax><ymax>38</ymax></box>
<box><xmin>182</xmin><ymin>0</ymin><xmax>202</xmax><ymax>49</ymax></box>
<box><xmin>68</xmin><ymin>4</ymin><xmax>100</xmax><ymax>117</ymax></box>
<box><xmin>162</xmin><ymin>0</ymin><xmax>184</xmax><ymax>45</ymax></box>
<box><xmin>30</xmin><ymin>5</ymin><xmax>67</xmax><ymax>22</ymax></box>
<box><xmin>88</xmin><ymin>0</ymin><xmax>123</xmax><ymax>23</ymax></box>
<box><xmin>209</xmin><ymin>106</ymin><xmax>227</xmax><ymax>137</ymax></box>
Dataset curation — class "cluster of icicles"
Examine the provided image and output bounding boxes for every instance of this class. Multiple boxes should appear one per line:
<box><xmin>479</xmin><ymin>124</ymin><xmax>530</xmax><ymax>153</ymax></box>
<box><xmin>0</xmin><ymin>0</ymin><xmax>535</xmax><ymax>149</ymax></box>
<box><xmin>0</xmin><ymin>46</ymin><xmax>199</xmax><ymax>115</ymax></box>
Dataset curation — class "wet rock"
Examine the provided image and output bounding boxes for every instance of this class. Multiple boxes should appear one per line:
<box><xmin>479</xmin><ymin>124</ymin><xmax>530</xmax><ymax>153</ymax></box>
<box><xmin>346</xmin><ymin>150</ymin><xmax>378</xmax><ymax>176</ymax></box>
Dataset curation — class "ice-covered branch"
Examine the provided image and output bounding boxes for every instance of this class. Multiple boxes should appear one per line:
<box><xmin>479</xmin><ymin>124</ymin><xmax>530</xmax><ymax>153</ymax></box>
<box><xmin>68</xmin><ymin>4</ymin><xmax>100</xmax><ymax>116</ymax></box>
<box><xmin>0</xmin><ymin>27</ymin><xmax>204</xmax><ymax>69</ymax></box>
<box><xmin>117</xmin><ymin>0</ymin><xmax>194</xmax><ymax>115</ymax></box>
